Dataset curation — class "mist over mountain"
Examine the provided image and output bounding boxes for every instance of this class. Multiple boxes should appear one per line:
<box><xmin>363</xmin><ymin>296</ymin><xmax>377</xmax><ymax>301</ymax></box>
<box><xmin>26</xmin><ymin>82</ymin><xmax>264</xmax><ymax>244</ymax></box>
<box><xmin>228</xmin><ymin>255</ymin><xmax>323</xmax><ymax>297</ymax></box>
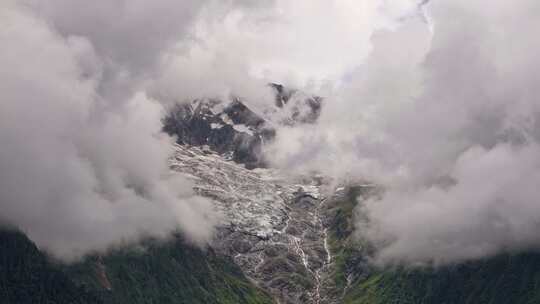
<box><xmin>2</xmin><ymin>0</ymin><xmax>540</xmax><ymax>303</ymax></box>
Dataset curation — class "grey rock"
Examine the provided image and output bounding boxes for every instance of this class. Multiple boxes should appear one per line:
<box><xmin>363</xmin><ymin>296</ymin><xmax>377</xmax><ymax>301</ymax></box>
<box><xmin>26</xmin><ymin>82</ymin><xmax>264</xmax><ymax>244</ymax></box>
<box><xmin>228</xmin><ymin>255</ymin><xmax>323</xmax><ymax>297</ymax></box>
<box><xmin>169</xmin><ymin>144</ymin><xmax>341</xmax><ymax>303</ymax></box>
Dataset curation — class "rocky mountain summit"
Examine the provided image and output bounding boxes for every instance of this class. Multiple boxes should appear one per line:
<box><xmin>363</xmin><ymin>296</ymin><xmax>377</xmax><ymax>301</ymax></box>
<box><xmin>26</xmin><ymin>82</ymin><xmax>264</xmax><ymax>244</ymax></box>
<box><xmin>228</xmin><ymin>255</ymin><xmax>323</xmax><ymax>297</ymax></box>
<box><xmin>162</xmin><ymin>84</ymin><xmax>322</xmax><ymax>168</ymax></box>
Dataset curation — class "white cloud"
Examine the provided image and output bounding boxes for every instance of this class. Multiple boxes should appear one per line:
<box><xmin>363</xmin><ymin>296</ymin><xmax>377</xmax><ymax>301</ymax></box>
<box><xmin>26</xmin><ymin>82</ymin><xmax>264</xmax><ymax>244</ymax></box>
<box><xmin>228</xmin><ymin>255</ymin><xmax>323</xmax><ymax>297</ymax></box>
<box><xmin>266</xmin><ymin>0</ymin><xmax>540</xmax><ymax>265</ymax></box>
<box><xmin>0</xmin><ymin>0</ymin><xmax>217</xmax><ymax>261</ymax></box>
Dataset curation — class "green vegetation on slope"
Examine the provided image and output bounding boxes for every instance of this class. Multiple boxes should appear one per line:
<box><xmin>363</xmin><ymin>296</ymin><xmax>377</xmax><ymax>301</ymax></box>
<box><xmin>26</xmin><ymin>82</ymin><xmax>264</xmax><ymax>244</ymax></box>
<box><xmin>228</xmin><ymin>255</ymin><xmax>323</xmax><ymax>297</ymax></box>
<box><xmin>325</xmin><ymin>187</ymin><xmax>540</xmax><ymax>304</ymax></box>
<box><xmin>0</xmin><ymin>228</ymin><xmax>101</xmax><ymax>304</ymax></box>
<box><xmin>325</xmin><ymin>186</ymin><xmax>373</xmax><ymax>292</ymax></box>
<box><xmin>344</xmin><ymin>253</ymin><xmax>540</xmax><ymax>304</ymax></box>
<box><xmin>65</xmin><ymin>233</ymin><xmax>274</xmax><ymax>304</ymax></box>
<box><xmin>0</xmin><ymin>228</ymin><xmax>273</xmax><ymax>304</ymax></box>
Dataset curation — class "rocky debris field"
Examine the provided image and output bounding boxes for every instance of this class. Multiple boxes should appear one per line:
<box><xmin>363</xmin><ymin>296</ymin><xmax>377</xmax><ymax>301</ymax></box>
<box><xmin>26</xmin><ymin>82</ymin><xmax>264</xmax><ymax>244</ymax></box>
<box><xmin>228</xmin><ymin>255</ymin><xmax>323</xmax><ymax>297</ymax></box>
<box><xmin>170</xmin><ymin>144</ymin><xmax>341</xmax><ymax>304</ymax></box>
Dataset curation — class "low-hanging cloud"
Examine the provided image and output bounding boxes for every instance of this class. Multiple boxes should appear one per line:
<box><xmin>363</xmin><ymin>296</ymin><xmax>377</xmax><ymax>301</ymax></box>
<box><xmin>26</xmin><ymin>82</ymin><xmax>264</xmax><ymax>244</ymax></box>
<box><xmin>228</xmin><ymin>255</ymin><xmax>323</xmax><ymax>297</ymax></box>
<box><xmin>358</xmin><ymin>0</ymin><xmax>540</xmax><ymax>266</ymax></box>
<box><xmin>266</xmin><ymin>0</ymin><xmax>540</xmax><ymax>266</ymax></box>
<box><xmin>0</xmin><ymin>0</ymin><xmax>218</xmax><ymax>261</ymax></box>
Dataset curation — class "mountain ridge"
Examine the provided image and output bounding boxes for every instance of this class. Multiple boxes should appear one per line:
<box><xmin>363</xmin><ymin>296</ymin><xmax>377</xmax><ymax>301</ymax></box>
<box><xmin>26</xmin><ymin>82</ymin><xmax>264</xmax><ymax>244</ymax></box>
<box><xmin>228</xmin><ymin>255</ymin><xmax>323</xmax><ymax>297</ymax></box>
<box><xmin>162</xmin><ymin>83</ymin><xmax>322</xmax><ymax>169</ymax></box>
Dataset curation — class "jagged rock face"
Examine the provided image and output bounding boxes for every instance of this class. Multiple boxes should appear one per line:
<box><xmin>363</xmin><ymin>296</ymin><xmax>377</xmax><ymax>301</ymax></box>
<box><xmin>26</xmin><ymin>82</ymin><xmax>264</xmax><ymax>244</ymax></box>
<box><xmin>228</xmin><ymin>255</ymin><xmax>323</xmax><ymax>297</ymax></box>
<box><xmin>170</xmin><ymin>144</ymin><xmax>339</xmax><ymax>304</ymax></box>
<box><xmin>163</xmin><ymin>84</ymin><xmax>322</xmax><ymax>169</ymax></box>
<box><xmin>163</xmin><ymin>99</ymin><xmax>272</xmax><ymax>169</ymax></box>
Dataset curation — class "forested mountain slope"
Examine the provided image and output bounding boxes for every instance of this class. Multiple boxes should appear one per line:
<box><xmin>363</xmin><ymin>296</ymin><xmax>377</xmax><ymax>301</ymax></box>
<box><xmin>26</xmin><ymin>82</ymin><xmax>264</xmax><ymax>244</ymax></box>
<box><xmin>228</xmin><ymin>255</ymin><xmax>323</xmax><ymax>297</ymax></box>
<box><xmin>0</xmin><ymin>228</ymin><xmax>272</xmax><ymax>304</ymax></box>
<box><xmin>324</xmin><ymin>188</ymin><xmax>540</xmax><ymax>304</ymax></box>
